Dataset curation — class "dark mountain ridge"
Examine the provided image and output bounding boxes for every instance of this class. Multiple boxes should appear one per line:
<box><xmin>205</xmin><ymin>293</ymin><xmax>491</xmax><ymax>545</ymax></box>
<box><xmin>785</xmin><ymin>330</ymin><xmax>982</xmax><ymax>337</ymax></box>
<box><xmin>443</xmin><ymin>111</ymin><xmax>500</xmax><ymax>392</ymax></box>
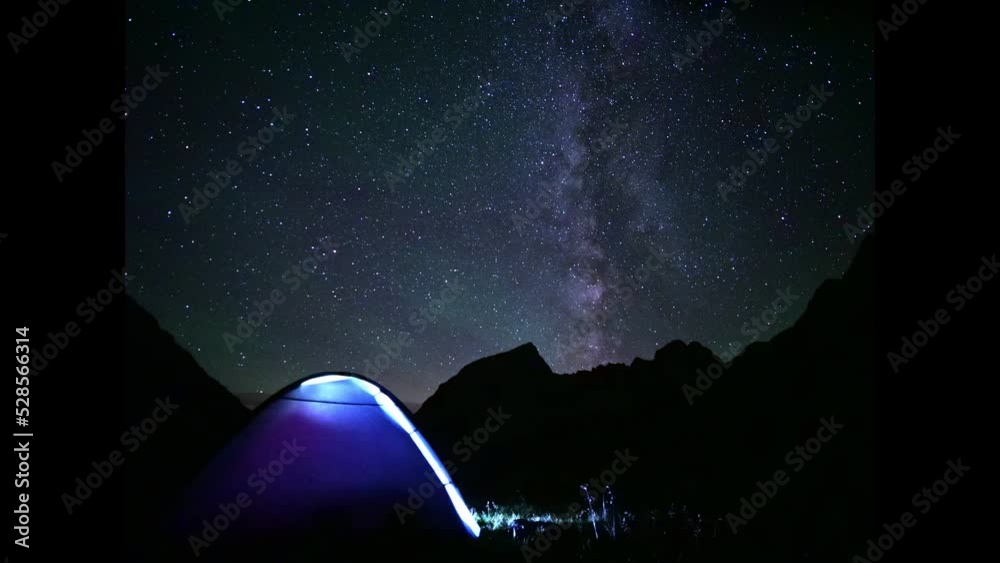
<box><xmin>123</xmin><ymin>296</ymin><xmax>251</xmax><ymax>557</ymax></box>
<box><xmin>415</xmin><ymin>235</ymin><xmax>875</xmax><ymax>560</ymax></box>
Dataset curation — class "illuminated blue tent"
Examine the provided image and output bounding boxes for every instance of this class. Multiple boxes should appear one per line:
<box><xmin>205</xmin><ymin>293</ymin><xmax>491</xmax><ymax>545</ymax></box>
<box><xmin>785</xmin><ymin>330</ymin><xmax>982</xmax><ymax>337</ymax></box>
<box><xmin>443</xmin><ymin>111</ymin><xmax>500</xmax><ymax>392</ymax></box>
<box><xmin>169</xmin><ymin>373</ymin><xmax>479</xmax><ymax>560</ymax></box>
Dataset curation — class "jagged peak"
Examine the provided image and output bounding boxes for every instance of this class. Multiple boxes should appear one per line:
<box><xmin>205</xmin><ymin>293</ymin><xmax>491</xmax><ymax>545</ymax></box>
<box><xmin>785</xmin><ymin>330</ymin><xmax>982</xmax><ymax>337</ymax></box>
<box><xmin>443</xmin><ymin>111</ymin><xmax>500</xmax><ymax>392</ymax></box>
<box><xmin>652</xmin><ymin>340</ymin><xmax>714</xmax><ymax>363</ymax></box>
<box><xmin>510</xmin><ymin>342</ymin><xmax>543</xmax><ymax>358</ymax></box>
<box><xmin>451</xmin><ymin>342</ymin><xmax>553</xmax><ymax>379</ymax></box>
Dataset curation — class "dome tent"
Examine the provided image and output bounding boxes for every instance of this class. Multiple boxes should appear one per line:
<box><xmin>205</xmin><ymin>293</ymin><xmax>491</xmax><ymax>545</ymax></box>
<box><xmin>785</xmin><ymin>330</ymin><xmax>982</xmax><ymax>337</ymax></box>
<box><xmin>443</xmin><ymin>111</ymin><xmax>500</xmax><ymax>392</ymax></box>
<box><xmin>165</xmin><ymin>372</ymin><xmax>480</xmax><ymax>562</ymax></box>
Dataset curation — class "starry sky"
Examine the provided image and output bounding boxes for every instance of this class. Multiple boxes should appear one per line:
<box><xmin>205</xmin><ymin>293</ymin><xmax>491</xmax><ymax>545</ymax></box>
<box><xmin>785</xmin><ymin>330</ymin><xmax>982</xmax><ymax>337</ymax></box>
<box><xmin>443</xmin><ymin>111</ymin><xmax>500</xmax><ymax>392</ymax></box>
<box><xmin>126</xmin><ymin>0</ymin><xmax>873</xmax><ymax>404</ymax></box>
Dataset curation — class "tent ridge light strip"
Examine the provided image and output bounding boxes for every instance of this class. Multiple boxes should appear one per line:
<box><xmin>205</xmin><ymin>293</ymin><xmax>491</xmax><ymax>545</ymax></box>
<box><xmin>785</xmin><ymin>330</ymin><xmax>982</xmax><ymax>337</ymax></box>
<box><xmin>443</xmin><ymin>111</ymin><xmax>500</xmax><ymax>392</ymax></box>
<box><xmin>298</xmin><ymin>374</ymin><xmax>481</xmax><ymax>538</ymax></box>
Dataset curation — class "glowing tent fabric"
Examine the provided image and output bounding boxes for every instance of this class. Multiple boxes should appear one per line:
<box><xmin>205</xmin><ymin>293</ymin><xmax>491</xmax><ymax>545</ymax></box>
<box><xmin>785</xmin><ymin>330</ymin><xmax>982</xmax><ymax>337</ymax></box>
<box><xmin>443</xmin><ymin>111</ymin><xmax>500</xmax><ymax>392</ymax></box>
<box><xmin>169</xmin><ymin>373</ymin><xmax>479</xmax><ymax>559</ymax></box>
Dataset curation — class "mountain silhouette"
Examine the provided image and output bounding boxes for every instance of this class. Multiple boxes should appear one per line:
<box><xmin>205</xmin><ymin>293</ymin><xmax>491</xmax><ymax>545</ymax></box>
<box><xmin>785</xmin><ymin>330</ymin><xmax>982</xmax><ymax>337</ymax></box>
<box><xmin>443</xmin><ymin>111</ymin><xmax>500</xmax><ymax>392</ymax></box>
<box><xmin>415</xmin><ymin>235</ymin><xmax>875</xmax><ymax>560</ymax></box>
<box><xmin>124</xmin><ymin>296</ymin><xmax>251</xmax><ymax>557</ymax></box>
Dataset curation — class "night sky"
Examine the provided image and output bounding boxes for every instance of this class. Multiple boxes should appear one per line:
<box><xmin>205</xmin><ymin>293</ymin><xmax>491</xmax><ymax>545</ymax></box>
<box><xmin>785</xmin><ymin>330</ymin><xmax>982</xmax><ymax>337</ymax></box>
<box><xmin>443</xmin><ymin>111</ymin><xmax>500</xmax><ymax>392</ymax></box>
<box><xmin>126</xmin><ymin>0</ymin><xmax>873</xmax><ymax>404</ymax></box>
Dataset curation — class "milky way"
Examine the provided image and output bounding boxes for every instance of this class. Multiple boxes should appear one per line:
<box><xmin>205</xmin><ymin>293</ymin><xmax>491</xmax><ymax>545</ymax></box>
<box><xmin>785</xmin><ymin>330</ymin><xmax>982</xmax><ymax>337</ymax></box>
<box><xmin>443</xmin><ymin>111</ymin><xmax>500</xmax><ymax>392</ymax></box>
<box><xmin>126</xmin><ymin>0</ymin><xmax>872</xmax><ymax>403</ymax></box>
